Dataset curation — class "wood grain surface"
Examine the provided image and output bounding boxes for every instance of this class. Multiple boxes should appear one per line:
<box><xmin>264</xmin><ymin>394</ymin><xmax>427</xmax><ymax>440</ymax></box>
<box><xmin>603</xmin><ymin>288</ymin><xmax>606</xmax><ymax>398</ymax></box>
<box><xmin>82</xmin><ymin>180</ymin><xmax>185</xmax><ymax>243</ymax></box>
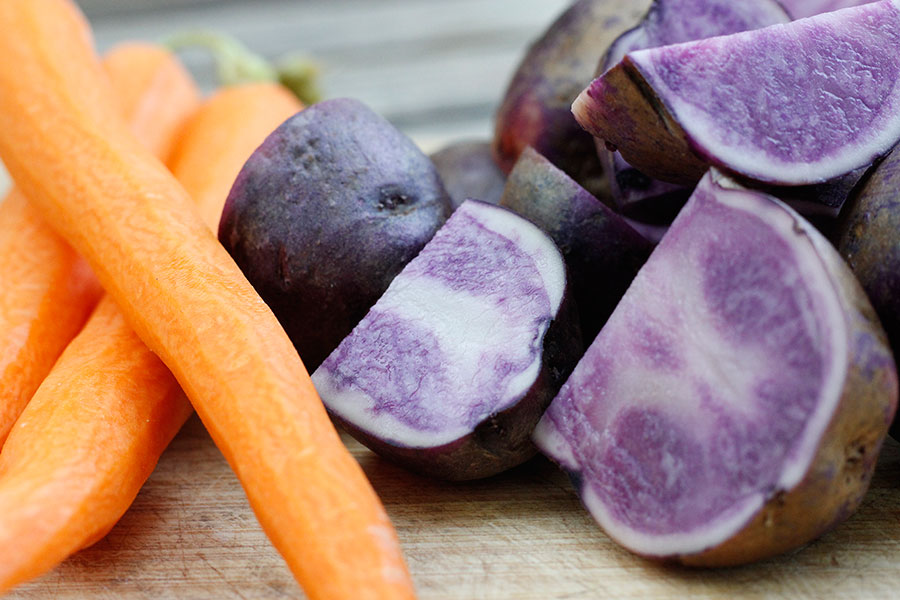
<box><xmin>4</xmin><ymin>1</ymin><xmax>900</xmax><ymax>598</ymax></box>
<box><xmin>6</xmin><ymin>416</ymin><xmax>900</xmax><ymax>599</ymax></box>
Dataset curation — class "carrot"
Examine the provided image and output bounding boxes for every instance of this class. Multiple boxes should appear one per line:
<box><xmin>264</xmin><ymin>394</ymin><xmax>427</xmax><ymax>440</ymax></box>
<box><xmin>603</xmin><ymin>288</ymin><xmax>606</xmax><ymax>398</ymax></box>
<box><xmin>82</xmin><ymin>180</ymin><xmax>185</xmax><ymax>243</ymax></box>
<box><xmin>0</xmin><ymin>3</ymin><xmax>415</xmax><ymax>599</ymax></box>
<box><xmin>0</xmin><ymin>42</ymin><xmax>200</xmax><ymax>446</ymax></box>
<box><xmin>0</xmin><ymin>296</ymin><xmax>194</xmax><ymax>590</ymax></box>
<box><xmin>167</xmin><ymin>82</ymin><xmax>303</xmax><ymax>228</ymax></box>
<box><xmin>0</xmin><ymin>82</ymin><xmax>303</xmax><ymax>593</ymax></box>
<box><xmin>103</xmin><ymin>42</ymin><xmax>204</xmax><ymax>165</ymax></box>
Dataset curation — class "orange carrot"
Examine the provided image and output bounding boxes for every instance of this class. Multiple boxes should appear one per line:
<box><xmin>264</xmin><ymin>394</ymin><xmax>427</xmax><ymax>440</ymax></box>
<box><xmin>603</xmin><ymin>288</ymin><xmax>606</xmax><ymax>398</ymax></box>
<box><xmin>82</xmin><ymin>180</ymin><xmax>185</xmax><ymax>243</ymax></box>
<box><xmin>0</xmin><ymin>43</ymin><xmax>200</xmax><ymax>446</ymax></box>
<box><xmin>0</xmin><ymin>296</ymin><xmax>193</xmax><ymax>590</ymax></box>
<box><xmin>167</xmin><ymin>82</ymin><xmax>303</xmax><ymax>227</ymax></box>
<box><xmin>103</xmin><ymin>42</ymin><xmax>203</xmax><ymax>165</ymax></box>
<box><xmin>0</xmin><ymin>3</ymin><xmax>415</xmax><ymax>599</ymax></box>
<box><xmin>0</xmin><ymin>83</ymin><xmax>303</xmax><ymax>593</ymax></box>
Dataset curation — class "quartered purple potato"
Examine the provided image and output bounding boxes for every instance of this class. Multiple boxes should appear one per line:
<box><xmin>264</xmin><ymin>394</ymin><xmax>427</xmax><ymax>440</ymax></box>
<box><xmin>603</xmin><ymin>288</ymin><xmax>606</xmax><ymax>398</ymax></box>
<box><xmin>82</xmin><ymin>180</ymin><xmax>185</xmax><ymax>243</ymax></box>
<box><xmin>493</xmin><ymin>0</ymin><xmax>651</xmax><ymax>200</ymax></box>
<box><xmin>781</xmin><ymin>0</ymin><xmax>876</xmax><ymax>18</ymax></box>
<box><xmin>603</xmin><ymin>152</ymin><xmax>691</xmax><ymax>223</ymax></box>
<box><xmin>313</xmin><ymin>201</ymin><xmax>582</xmax><ymax>481</ymax></box>
<box><xmin>500</xmin><ymin>147</ymin><xmax>652</xmax><ymax>343</ymax></box>
<box><xmin>837</xmin><ymin>145</ymin><xmax>900</xmax><ymax>435</ymax></box>
<box><xmin>594</xmin><ymin>0</ymin><xmax>789</xmax><ymax>220</ymax></box>
<box><xmin>574</xmin><ymin>0</ymin><xmax>900</xmax><ymax>189</ymax></box>
<box><xmin>430</xmin><ymin>140</ymin><xmax>506</xmax><ymax>210</ymax></box>
<box><xmin>622</xmin><ymin>218</ymin><xmax>669</xmax><ymax>245</ymax></box>
<box><xmin>219</xmin><ymin>98</ymin><xmax>450</xmax><ymax>371</ymax></box>
<box><xmin>534</xmin><ymin>170</ymin><xmax>898</xmax><ymax>566</ymax></box>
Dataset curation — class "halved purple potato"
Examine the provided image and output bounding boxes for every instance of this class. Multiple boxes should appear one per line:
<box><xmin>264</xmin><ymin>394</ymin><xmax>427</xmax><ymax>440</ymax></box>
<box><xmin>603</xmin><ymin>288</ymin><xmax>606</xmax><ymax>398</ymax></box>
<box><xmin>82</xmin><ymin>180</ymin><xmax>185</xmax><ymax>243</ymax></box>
<box><xmin>837</xmin><ymin>145</ymin><xmax>900</xmax><ymax>436</ymax></box>
<box><xmin>781</xmin><ymin>0</ymin><xmax>876</xmax><ymax>18</ymax></box>
<box><xmin>430</xmin><ymin>140</ymin><xmax>506</xmax><ymax>210</ymax></box>
<box><xmin>312</xmin><ymin>200</ymin><xmax>582</xmax><ymax>481</ymax></box>
<box><xmin>534</xmin><ymin>170</ymin><xmax>898</xmax><ymax>565</ymax></box>
<box><xmin>493</xmin><ymin>0</ymin><xmax>651</xmax><ymax>201</ymax></box>
<box><xmin>574</xmin><ymin>0</ymin><xmax>900</xmax><ymax>188</ymax></box>
<box><xmin>594</xmin><ymin>0</ymin><xmax>789</xmax><ymax>221</ymax></box>
<box><xmin>500</xmin><ymin>147</ymin><xmax>652</xmax><ymax>343</ymax></box>
<box><xmin>219</xmin><ymin>98</ymin><xmax>450</xmax><ymax>370</ymax></box>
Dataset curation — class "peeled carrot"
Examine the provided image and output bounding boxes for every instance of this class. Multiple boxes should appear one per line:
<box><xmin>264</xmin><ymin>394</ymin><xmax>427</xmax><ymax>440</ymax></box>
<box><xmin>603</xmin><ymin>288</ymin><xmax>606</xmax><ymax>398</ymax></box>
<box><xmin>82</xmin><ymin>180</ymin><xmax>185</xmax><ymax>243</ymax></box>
<box><xmin>103</xmin><ymin>42</ymin><xmax>203</xmax><ymax>165</ymax></box>
<box><xmin>0</xmin><ymin>3</ymin><xmax>415</xmax><ymax>599</ymax></box>
<box><xmin>167</xmin><ymin>82</ymin><xmax>303</xmax><ymax>227</ymax></box>
<box><xmin>0</xmin><ymin>42</ymin><xmax>199</xmax><ymax>446</ymax></box>
<box><xmin>0</xmin><ymin>82</ymin><xmax>303</xmax><ymax>594</ymax></box>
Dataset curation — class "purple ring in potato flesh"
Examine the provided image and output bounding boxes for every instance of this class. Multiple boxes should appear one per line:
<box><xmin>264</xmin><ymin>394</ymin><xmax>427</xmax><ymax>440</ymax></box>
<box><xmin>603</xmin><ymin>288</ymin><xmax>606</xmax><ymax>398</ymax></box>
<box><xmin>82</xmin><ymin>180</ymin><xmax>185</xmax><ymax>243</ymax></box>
<box><xmin>534</xmin><ymin>170</ymin><xmax>898</xmax><ymax>565</ymax></box>
<box><xmin>313</xmin><ymin>200</ymin><xmax>582</xmax><ymax>481</ymax></box>
<box><xmin>574</xmin><ymin>0</ymin><xmax>900</xmax><ymax>188</ymax></box>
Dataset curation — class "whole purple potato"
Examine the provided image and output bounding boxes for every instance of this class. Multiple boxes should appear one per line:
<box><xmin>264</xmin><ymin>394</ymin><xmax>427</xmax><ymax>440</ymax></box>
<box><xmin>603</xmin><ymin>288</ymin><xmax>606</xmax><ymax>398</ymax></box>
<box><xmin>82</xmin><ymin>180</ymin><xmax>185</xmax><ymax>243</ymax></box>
<box><xmin>219</xmin><ymin>98</ymin><xmax>451</xmax><ymax>370</ymax></box>
<box><xmin>492</xmin><ymin>0</ymin><xmax>650</xmax><ymax>201</ymax></box>
<box><xmin>837</xmin><ymin>144</ymin><xmax>900</xmax><ymax>436</ymax></box>
<box><xmin>430</xmin><ymin>140</ymin><xmax>506</xmax><ymax>210</ymax></box>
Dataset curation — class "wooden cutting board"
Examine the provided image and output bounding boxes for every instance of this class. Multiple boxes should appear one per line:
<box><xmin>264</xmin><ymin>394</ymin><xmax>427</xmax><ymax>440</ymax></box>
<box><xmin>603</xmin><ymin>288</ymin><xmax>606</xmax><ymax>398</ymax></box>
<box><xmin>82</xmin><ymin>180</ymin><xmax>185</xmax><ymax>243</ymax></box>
<box><xmin>6</xmin><ymin>416</ymin><xmax>900</xmax><ymax>599</ymax></box>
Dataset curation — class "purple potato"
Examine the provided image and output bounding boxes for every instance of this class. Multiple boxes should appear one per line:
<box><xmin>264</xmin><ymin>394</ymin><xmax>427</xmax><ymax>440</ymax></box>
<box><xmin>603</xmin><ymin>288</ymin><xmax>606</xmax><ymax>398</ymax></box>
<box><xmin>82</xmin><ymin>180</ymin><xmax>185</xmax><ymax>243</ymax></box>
<box><xmin>500</xmin><ymin>147</ymin><xmax>652</xmax><ymax>342</ymax></box>
<box><xmin>313</xmin><ymin>200</ymin><xmax>582</xmax><ymax>481</ymax></box>
<box><xmin>837</xmin><ymin>144</ymin><xmax>900</xmax><ymax>436</ymax></box>
<box><xmin>594</xmin><ymin>0</ymin><xmax>789</xmax><ymax>220</ymax></box>
<box><xmin>534</xmin><ymin>170</ymin><xmax>897</xmax><ymax>566</ymax></box>
<box><xmin>430</xmin><ymin>140</ymin><xmax>506</xmax><ymax>210</ymax></box>
<box><xmin>219</xmin><ymin>98</ymin><xmax>451</xmax><ymax>370</ymax></box>
<box><xmin>622</xmin><ymin>217</ymin><xmax>669</xmax><ymax>245</ymax></box>
<box><xmin>781</xmin><ymin>0</ymin><xmax>876</xmax><ymax>18</ymax></box>
<box><xmin>493</xmin><ymin>0</ymin><xmax>651</xmax><ymax>201</ymax></box>
<box><xmin>574</xmin><ymin>1</ymin><xmax>900</xmax><ymax>188</ymax></box>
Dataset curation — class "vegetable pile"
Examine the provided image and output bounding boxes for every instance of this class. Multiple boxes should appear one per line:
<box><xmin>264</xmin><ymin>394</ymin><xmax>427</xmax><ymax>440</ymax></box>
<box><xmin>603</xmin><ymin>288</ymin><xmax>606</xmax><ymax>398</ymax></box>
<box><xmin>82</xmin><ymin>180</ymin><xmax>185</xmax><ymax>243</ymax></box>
<box><xmin>1</xmin><ymin>0</ymin><xmax>900</xmax><ymax>596</ymax></box>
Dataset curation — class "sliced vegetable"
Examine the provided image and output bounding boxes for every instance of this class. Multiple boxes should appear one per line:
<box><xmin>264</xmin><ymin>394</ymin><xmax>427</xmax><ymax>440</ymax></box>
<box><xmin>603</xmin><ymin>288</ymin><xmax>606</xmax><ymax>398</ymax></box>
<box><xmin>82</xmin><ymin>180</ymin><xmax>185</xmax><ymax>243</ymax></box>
<box><xmin>0</xmin><ymin>42</ymin><xmax>199</xmax><ymax>446</ymax></box>
<box><xmin>534</xmin><ymin>170</ymin><xmax>897</xmax><ymax>565</ymax></box>
<box><xmin>493</xmin><ymin>0</ymin><xmax>651</xmax><ymax>200</ymax></box>
<box><xmin>500</xmin><ymin>147</ymin><xmax>651</xmax><ymax>342</ymax></box>
<box><xmin>0</xmin><ymin>82</ymin><xmax>302</xmax><ymax>594</ymax></box>
<box><xmin>313</xmin><ymin>200</ymin><xmax>581</xmax><ymax>480</ymax></box>
<box><xmin>430</xmin><ymin>140</ymin><xmax>506</xmax><ymax>210</ymax></box>
<box><xmin>219</xmin><ymin>97</ymin><xmax>449</xmax><ymax>371</ymax></box>
<box><xmin>0</xmin><ymin>3</ymin><xmax>414</xmax><ymax>598</ymax></box>
<box><xmin>595</xmin><ymin>0</ymin><xmax>788</xmax><ymax>220</ymax></box>
<box><xmin>574</xmin><ymin>0</ymin><xmax>900</xmax><ymax>187</ymax></box>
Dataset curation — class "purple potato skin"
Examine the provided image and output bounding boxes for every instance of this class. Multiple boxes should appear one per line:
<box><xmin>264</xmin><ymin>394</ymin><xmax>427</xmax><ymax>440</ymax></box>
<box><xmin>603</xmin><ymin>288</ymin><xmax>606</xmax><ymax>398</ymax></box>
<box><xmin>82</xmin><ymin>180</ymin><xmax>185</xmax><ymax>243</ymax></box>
<box><xmin>430</xmin><ymin>140</ymin><xmax>506</xmax><ymax>210</ymax></box>
<box><xmin>493</xmin><ymin>0</ymin><xmax>651</xmax><ymax>202</ymax></box>
<box><xmin>837</xmin><ymin>145</ymin><xmax>900</xmax><ymax>437</ymax></box>
<box><xmin>313</xmin><ymin>201</ymin><xmax>583</xmax><ymax>481</ymax></box>
<box><xmin>500</xmin><ymin>147</ymin><xmax>652</xmax><ymax>342</ymax></box>
<box><xmin>219</xmin><ymin>98</ymin><xmax>451</xmax><ymax>370</ymax></box>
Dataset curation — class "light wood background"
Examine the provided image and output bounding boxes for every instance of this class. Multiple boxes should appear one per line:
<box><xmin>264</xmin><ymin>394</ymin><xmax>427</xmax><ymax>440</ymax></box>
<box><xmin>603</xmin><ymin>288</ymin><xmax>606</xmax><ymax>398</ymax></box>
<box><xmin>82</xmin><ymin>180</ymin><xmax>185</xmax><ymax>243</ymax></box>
<box><xmin>4</xmin><ymin>1</ymin><xmax>900</xmax><ymax>598</ymax></box>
